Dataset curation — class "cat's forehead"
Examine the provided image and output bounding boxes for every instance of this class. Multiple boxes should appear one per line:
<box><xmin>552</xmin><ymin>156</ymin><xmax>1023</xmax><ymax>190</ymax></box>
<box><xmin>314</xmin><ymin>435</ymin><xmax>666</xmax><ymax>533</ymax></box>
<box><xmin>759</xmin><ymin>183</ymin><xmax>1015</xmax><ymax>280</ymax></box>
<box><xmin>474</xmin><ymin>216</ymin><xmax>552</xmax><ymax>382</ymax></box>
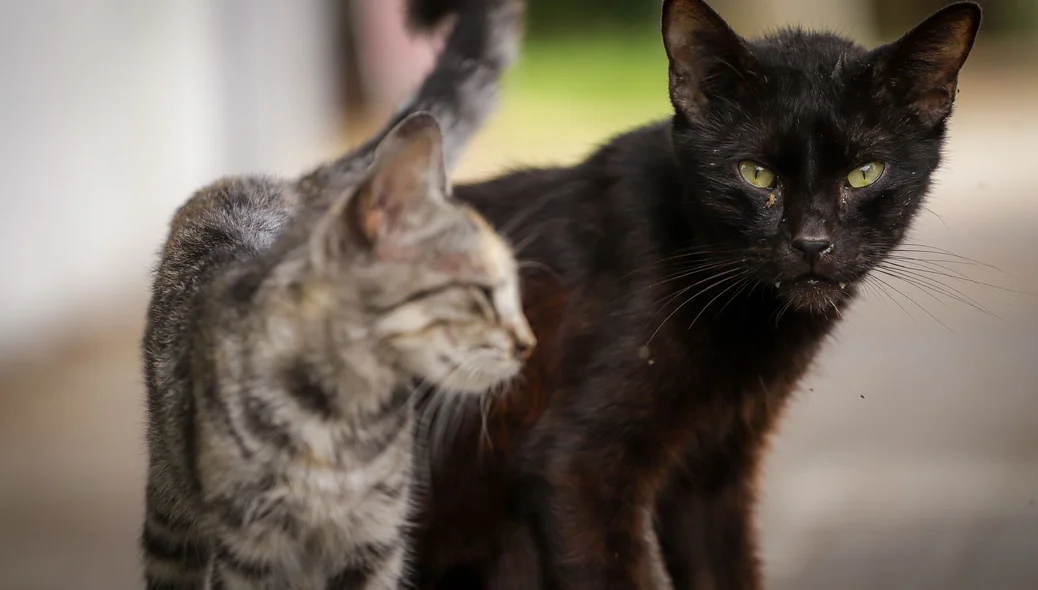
<box><xmin>415</xmin><ymin>205</ymin><xmax>516</xmax><ymax>285</ymax></box>
<box><xmin>733</xmin><ymin>35</ymin><xmax>891</xmax><ymax>154</ymax></box>
<box><xmin>750</xmin><ymin>31</ymin><xmax>870</xmax><ymax>104</ymax></box>
<box><xmin>463</xmin><ymin>208</ymin><xmax>516</xmax><ymax>284</ymax></box>
<box><xmin>751</xmin><ymin>29</ymin><xmax>865</xmax><ymax>73</ymax></box>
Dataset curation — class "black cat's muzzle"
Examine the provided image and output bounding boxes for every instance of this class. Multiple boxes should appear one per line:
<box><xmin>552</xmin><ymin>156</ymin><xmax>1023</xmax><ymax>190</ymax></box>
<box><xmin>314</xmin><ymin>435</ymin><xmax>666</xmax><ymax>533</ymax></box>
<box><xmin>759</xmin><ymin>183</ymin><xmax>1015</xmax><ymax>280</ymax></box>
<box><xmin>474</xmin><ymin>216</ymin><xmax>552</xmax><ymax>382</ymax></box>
<box><xmin>772</xmin><ymin>272</ymin><xmax>852</xmax><ymax>313</ymax></box>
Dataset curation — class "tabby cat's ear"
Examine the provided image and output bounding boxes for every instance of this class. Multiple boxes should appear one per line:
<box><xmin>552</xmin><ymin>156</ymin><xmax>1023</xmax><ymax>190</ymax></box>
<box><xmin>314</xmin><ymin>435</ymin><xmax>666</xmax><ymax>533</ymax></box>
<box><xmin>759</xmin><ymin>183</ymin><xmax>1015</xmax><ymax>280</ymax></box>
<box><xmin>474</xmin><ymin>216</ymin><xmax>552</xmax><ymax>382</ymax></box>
<box><xmin>873</xmin><ymin>2</ymin><xmax>981</xmax><ymax>126</ymax></box>
<box><xmin>321</xmin><ymin>113</ymin><xmax>448</xmax><ymax>259</ymax></box>
<box><xmin>662</xmin><ymin>0</ymin><xmax>755</xmax><ymax>119</ymax></box>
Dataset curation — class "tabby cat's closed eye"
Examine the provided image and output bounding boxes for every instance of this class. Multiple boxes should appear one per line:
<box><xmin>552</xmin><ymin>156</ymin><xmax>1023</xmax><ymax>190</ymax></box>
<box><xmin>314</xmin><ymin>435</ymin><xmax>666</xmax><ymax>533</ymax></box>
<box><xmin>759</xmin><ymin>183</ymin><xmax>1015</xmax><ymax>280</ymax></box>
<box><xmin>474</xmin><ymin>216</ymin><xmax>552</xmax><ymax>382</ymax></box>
<box><xmin>141</xmin><ymin>0</ymin><xmax>528</xmax><ymax>587</ymax></box>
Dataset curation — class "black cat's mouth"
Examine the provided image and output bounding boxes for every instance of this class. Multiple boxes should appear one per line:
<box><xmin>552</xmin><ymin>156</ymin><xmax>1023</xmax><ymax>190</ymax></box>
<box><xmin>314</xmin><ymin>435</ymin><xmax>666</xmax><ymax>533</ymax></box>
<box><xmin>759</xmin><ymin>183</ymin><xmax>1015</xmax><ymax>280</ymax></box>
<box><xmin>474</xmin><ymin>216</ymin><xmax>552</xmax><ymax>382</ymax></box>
<box><xmin>783</xmin><ymin>274</ymin><xmax>844</xmax><ymax>288</ymax></box>
<box><xmin>772</xmin><ymin>273</ymin><xmax>852</xmax><ymax>313</ymax></box>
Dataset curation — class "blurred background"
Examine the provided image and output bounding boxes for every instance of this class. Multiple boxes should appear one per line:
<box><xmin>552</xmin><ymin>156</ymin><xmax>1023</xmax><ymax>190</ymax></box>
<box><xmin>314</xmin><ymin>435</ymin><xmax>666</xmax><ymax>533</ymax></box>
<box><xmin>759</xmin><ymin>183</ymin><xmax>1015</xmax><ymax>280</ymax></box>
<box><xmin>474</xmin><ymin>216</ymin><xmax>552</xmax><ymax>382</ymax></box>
<box><xmin>1</xmin><ymin>0</ymin><xmax>1036</xmax><ymax>588</ymax></box>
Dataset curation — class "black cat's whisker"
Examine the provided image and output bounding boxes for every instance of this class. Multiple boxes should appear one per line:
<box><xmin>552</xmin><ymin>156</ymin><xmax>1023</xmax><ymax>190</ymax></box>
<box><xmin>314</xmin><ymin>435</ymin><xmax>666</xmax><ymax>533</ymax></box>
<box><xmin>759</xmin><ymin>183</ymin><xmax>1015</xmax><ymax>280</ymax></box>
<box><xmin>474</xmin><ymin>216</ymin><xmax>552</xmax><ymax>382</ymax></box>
<box><xmin>688</xmin><ymin>274</ymin><xmax>750</xmax><ymax>329</ymax></box>
<box><xmin>828</xmin><ymin>299</ymin><xmax>842</xmax><ymax>319</ymax></box>
<box><xmin>861</xmin><ymin>275</ymin><xmax>913</xmax><ymax>318</ymax></box>
<box><xmin>873</xmin><ymin>267</ymin><xmax>998</xmax><ymax>318</ymax></box>
<box><xmin>653</xmin><ymin>253</ymin><xmax>739</xmax><ymax>270</ymax></box>
<box><xmin>887</xmin><ymin>253</ymin><xmax>987</xmax><ymax>267</ymax></box>
<box><xmin>648</xmin><ymin>271</ymin><xmax>750</xmax><ymax>344</ymax></box>
<box><xmin>884</xmin><ymin>265</ymin><xmax>996</xmax><ymax>311</ymax></box>
<box><xmin>655</xmin><ymin>245</ymin><xmax>746</xmax><ymax>261</ymax></box>
<box><xmin>881</xmin><ymin>259</ymin><xmax>1030</xmax><ymax>297</ymax></box>
<box><xmin>877</xmin><ymin>264</ymin><xmax>975</xmax><ymax>305</ymax></box>
<box><xmin>644</xmin><ymin>258</ymin><xmax>750</xmax><ymax>284</ymax></box>
<box><xmin>774</xmin><ymin>299</ymin><xmax>794</xmax><ymax>326</ymax></box>
<box><xmin>884</xmin><ymin>257</ymin><xmax>984</xmax><ymax>286</ymax></box>
<box><xmin>896</xmin><ymin>243</ymin><xmax>1004</xmax><ymax>271</ymax></box>
<box><xmin>645</xmin><ymin>262</ymin><xmax>743</xmax><ymax>307</ymax></box>
<box><xmin>868</xmin><ymin>274</ymin><xmax>955</xmax><ymax>332</ymax></box>
<box><xmin>920</xmin><ymin>205</ymin><xmax>952</xmax><ymax>230</ymax></box>
<box><xmin>863</xmin><ymin>274</ymin><xmax>918</xmax><ymax>319</ymax></box>
<box><xmin>879</xmin><ymin>261</ymin><xmax>1004</xmax><ymax>306</ymax></box>
<box><xmin>715</xmin><ymin>277</ymin><xmax>756</xmax><ymax>318</ymax></box>
<box><xmin>649</xmin><ymin>265</ymin><xmax>746</xmax><ymax>316</ymax></box>
<box><xmin>615</xmin><ymin>249</ymin><xmax>741</xmax><ymax>282</ymax></box>
<box><xmin>645</xmin><ymin>259</ymin><xmax>743</xmax><ymax>292</ymax></box>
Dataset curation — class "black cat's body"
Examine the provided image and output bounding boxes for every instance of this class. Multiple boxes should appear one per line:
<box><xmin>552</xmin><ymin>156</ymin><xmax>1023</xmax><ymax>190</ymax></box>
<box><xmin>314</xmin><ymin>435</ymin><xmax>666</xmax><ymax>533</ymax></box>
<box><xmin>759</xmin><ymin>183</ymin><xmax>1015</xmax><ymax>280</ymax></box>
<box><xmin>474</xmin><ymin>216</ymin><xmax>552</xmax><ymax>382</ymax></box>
<box><xmin>413</xmin><ymin>122</ymin><xmax>831</xmax><ymax>590</ymax></box>
<box><xmin>410</xmin><ymin>1</ymin><xmax>981</xmax><ymax>589</ymax></box>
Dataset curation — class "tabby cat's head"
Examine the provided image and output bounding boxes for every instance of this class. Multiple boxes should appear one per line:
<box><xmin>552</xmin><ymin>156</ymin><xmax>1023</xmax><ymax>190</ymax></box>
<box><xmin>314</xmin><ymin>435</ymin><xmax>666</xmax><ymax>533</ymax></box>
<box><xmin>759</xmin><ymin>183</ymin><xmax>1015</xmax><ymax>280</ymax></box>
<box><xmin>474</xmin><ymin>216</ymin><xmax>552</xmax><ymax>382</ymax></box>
<box><xmin>310</xmin><ymin>113</ymin><xmax>535</xmax><ymax>393</ymax></box>
<box><xmin>662</xmin><ymin>0</ymin><xmax>980</xmax><ymax>312</ymax></box>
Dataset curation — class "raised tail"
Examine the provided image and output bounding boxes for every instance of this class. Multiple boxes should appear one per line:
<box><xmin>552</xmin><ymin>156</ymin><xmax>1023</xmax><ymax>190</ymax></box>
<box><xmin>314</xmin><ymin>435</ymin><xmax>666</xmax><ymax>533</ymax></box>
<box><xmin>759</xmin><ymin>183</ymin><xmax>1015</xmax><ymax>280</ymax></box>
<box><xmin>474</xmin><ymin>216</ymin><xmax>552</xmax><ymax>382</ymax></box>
<box><xmin>346</xmin><ymin>0</ymin><xmax>524</xmax><ymax>173</ymax></box>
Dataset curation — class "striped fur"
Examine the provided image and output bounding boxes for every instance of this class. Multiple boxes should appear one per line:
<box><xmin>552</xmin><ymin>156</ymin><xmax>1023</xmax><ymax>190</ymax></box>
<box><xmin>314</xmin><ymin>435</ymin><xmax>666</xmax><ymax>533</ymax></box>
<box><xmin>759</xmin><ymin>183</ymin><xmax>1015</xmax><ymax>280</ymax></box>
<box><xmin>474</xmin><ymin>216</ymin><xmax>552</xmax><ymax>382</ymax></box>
<box><xmin>142</xmin><ymin>1</ymin><xmax>527</xmax><ymax>588</ymax></box>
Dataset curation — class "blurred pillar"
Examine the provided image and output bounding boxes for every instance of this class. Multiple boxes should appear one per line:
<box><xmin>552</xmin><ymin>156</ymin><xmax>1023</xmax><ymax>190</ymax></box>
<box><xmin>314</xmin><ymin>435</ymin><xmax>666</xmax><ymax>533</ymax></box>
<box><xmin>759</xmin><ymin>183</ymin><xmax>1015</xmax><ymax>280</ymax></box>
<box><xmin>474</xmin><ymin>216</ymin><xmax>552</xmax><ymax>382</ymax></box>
<box><xmin>215</xmin><ymin>0</ymin><xmax>340</xmax><ymax>175</ymax></box>
<box><xmin>0</xmin><ymin>0</ymin><xmax>339</xmax><ymax>355</ymax></box>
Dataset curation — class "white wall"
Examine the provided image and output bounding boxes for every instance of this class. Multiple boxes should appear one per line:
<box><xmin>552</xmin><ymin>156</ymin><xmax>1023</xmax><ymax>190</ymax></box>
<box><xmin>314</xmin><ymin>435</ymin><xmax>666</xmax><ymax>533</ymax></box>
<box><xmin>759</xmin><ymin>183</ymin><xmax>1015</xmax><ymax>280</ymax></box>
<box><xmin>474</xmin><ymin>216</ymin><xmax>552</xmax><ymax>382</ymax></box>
<box><xmin>0</xmin><ymin>0</ymin><xmax>338</xmax><ymax>357</ymax></box>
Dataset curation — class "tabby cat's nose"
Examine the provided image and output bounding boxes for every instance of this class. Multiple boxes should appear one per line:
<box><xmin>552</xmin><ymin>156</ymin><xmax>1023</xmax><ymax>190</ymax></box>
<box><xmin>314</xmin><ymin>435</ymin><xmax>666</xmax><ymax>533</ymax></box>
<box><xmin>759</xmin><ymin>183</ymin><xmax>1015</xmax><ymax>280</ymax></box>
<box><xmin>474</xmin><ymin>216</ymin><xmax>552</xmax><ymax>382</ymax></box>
<box><xmin>509</xmin><ymin>324</ymin><xmax>535</xmax><ymax>360</ymax></box>
<box><xmin>514</xmin><ymin>336</ymin><xmax>534</xmax><ymax>360</ymax></box>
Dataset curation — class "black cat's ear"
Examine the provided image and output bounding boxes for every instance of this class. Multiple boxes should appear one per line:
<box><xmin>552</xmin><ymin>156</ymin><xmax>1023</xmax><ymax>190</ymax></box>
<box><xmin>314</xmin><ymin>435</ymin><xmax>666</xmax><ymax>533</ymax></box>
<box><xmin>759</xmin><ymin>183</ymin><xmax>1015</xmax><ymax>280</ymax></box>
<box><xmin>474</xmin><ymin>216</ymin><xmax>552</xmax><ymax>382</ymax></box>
<box><xmin>874</xmin><ymin>2</ymin><xmax>981</xmax><ymax>126</ymax></box>
<box><xmin>319</xmin><ymin>113</ymin><xmax>447</xmax><ymax>260</ymax></box>
<box><xmin>662</xmin><ymin>0</ymin><xmax>755</xmax><ymax>119</ymax></box>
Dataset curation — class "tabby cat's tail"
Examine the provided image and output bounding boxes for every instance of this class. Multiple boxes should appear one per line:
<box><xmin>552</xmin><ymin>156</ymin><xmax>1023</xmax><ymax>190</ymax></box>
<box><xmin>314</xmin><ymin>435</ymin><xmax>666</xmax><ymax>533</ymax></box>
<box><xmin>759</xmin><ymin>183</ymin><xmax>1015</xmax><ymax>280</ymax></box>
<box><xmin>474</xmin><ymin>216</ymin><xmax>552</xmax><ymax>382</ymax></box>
<box><xmin>355</xmin><ymin>0</ymin><xmax>524</xmax><ymax>171</ymax></box>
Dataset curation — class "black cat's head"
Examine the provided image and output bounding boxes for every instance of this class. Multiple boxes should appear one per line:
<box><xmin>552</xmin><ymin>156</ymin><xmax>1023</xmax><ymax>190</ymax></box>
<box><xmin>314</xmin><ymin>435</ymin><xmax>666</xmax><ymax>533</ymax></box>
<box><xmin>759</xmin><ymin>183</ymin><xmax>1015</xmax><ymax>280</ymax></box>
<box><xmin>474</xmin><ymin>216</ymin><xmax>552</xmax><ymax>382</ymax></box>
<box><xmin>662</xmin><ymin>0</ymin><xmax>980</xmax><ymax>312</ymax></box>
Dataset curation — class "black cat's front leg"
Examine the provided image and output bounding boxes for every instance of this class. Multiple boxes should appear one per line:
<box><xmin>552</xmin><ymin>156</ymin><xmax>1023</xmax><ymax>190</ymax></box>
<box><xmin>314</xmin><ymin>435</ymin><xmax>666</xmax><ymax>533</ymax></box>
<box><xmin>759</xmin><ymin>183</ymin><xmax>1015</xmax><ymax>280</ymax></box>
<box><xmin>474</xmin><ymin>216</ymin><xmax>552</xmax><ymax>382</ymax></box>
<box><xmin>654</xmin><ymin>458</ymin><xmax>761</xmax><ymax>590</ymax></box>
<box><xmin>527</xmin><ymin>455</ymin><xmax>667</xmax><ymax>590</ymax></box>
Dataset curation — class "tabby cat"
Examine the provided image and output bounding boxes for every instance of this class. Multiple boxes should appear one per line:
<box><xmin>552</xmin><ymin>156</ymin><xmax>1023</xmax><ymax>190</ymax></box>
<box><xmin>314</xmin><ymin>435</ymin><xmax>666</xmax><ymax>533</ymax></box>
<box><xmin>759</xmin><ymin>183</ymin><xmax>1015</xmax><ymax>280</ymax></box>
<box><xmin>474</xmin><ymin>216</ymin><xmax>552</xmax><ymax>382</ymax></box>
<box><xmin>407</xmin><ymin>1</ymin><xmax>982</xmax><ymax>589</ymax></box>
<box><xmin>141</xmin><ymin>0</ymin><xmax>528</xmax><ymax>588</ymax></box>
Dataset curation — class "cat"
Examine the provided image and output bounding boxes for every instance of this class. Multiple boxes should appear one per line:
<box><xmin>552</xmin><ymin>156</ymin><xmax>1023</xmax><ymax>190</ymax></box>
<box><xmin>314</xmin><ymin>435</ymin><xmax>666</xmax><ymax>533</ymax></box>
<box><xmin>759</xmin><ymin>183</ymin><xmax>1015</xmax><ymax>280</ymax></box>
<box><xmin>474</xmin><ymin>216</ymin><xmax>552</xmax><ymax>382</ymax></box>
<box><xmin>141</xmin><ymin>0</ymin><xmax>529</xmax><ymax>588</ymax></box>
<box><xmin>406</xmin><ymin>1</ymin><xmax>982</xmax><ymax>589</ymax></box>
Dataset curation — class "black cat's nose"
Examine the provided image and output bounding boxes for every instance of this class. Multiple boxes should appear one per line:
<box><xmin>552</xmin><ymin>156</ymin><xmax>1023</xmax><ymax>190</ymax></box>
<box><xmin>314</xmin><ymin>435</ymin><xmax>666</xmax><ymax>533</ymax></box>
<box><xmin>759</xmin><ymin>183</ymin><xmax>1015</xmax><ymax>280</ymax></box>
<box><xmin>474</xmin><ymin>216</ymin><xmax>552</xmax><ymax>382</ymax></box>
<box><xmin>792</xmin><ymin>237</ymin><xmax>833</xmax><ymax>258</ymax></box>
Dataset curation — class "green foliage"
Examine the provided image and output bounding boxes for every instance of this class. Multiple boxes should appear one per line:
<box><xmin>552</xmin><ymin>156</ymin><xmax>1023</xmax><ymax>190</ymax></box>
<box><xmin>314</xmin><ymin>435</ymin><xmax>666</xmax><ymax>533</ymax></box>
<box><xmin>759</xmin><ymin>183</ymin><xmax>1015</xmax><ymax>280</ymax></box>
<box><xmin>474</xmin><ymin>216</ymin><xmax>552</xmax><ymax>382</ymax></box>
<box><xmin>525</xmin><ymin>0</ymin><xmax>658</xmax><ymax>39</ymax></box>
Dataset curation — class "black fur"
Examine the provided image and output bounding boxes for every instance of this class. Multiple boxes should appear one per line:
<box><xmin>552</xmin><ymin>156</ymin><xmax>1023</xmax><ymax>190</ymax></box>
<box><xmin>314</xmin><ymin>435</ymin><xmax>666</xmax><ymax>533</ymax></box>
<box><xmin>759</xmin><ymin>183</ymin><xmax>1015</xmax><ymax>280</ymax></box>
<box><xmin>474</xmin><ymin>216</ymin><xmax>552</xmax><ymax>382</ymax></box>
<box><xmin>410</xmin><ymin>2</ymin><xmax>982</xmax><ymax>589</ymax></box>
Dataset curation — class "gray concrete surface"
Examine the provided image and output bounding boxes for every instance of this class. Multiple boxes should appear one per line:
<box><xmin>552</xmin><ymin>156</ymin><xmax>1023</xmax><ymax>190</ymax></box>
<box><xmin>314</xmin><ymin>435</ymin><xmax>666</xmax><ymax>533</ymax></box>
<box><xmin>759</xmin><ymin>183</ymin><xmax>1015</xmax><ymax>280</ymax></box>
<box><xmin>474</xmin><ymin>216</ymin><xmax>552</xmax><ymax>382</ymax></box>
<box><xmin>2</xmin><ymin>88</ymin><xmax>1036</xmax><ymax>590</ymax></box>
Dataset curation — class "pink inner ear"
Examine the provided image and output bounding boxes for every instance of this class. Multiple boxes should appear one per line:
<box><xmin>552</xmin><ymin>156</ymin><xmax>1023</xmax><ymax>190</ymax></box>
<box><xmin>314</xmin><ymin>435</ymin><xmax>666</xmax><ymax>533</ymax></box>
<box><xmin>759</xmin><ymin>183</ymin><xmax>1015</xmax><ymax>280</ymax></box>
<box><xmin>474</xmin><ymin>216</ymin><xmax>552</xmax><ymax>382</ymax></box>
<box><xmin>364</xmin><ymin>207</ymin><xmax>384</xmax><ymax>241</ymax></box>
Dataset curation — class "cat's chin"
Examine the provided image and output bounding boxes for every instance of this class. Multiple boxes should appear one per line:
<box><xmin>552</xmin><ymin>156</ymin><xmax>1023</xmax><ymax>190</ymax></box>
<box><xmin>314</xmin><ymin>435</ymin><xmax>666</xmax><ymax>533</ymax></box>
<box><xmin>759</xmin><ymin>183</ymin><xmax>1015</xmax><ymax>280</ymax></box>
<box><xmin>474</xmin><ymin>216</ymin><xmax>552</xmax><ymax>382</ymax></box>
<box><xmin>774</xmin><ymin>276</ymin><xmax>852</xmax><ymax>315</ymax></box>
<box><xmin>410</xmin><ymin>356</ymin><xmax>522</xmax><ymax>395</ymax></box>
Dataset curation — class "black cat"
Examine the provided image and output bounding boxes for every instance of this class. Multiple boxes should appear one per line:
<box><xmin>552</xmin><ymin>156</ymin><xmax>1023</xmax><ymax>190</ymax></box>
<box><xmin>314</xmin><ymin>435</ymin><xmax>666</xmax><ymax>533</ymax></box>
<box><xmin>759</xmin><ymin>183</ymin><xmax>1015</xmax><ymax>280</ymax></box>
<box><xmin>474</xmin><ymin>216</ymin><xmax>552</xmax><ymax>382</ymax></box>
<box><xmin>410</xmin><ymin>1</ymin><xmax>982</xmax><ymax>588</ymax></box>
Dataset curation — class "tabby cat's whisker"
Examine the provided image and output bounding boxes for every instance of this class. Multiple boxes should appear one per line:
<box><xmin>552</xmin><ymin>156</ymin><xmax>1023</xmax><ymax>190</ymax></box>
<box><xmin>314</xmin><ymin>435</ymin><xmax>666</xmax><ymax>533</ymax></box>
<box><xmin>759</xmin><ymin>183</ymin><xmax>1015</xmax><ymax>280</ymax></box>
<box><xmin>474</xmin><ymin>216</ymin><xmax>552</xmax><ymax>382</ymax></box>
<box><xmin>511</xmin><ymin>229</ymin><xmax>541</xmax><ymax>258</ymax></box>
<box><xmin>518</xmin><ymin>259</ymin><xmax>561</xmax><ymax>281</ymax></box>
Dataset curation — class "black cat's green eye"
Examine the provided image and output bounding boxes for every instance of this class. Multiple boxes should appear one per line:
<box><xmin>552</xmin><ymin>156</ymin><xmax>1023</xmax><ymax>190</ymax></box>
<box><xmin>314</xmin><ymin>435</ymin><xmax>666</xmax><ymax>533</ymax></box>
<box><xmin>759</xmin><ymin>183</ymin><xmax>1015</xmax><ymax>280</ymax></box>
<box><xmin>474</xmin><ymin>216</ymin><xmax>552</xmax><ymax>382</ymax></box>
<box><xmin>738</xmin><ymin>161</ymin><xmax>776</xmax><ymax>189</ymax></box>
<box><xmin>847</xmin><ymin>162</ymin><xmax>885</xmax><ymax>188</ymax></box>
